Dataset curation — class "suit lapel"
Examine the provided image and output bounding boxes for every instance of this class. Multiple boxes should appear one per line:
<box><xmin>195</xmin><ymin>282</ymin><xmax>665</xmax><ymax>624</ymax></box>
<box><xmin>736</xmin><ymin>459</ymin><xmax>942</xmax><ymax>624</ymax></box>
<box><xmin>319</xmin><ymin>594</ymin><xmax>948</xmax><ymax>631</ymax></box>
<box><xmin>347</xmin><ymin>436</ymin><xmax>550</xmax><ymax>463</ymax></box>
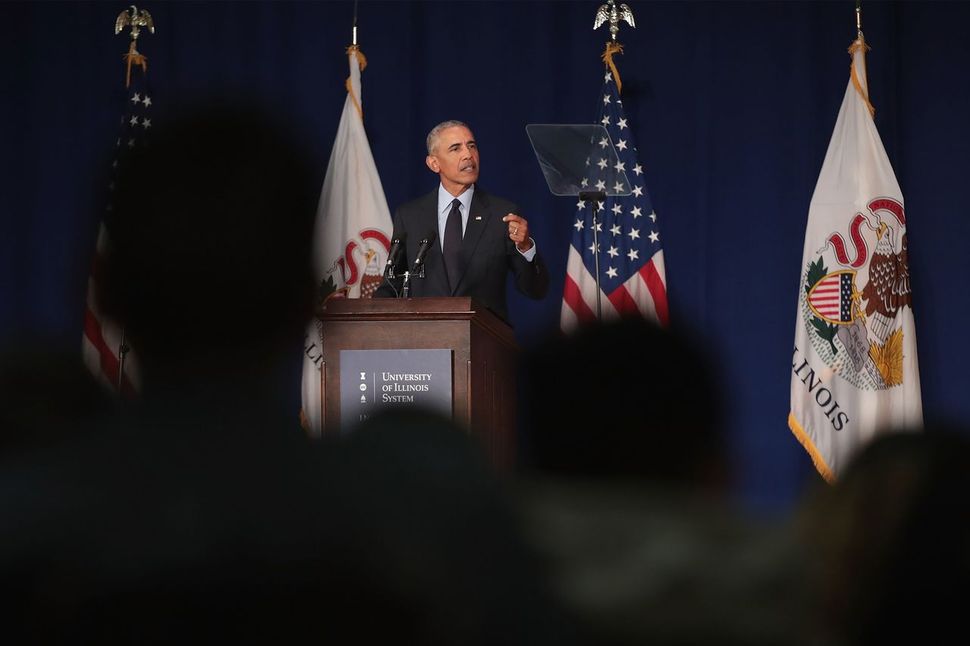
<box><xmin>415</xmin><ymin>191</ymin><xmax>449</xmax><ymax>295</ymax></box>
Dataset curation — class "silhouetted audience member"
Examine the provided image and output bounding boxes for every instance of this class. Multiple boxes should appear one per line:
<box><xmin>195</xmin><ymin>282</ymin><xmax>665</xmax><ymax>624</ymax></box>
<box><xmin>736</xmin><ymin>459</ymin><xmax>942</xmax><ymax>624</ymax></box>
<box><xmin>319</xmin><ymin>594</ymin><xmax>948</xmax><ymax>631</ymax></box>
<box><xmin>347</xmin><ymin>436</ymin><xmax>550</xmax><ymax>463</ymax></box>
<box><xmin>341</xmin><ymin>408</ymin><xmax>583</xmax><ymax>645</ymax></box>
<box><xmin>520</xmin><ymin>317</ymin><xmax>727</xmax><ymax>488</ymax></box>
<box><xmin>98</xmin><ymin>102</ymin><xmax>318</xmax><ymax>396</ymax></box>
<box><xmin>0</xmin><ymin>102</ymin><xmax>323</xmax><ymax>640</ymax></box>
<box><xmin>0</xmin><ymin>103</ymin><xmax>576</xmax><ymax>644</ymax></box>
<box><xmin>797</xmin><ymin>426</ymin><xmax>970</xmax><ymax>646</ymax></box>
<box><xmin>514</xmin><ymin>319</ymin><xmax>815</xmax><ymax>645</ymax></box>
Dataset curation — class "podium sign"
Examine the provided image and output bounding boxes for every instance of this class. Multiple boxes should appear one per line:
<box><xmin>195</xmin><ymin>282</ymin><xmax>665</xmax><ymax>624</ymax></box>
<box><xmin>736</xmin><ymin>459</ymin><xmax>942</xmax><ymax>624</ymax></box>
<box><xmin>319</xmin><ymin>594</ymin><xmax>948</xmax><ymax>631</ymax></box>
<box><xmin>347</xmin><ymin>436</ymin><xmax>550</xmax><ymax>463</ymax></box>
<box><xmin>316</xmin><ymin>297</ymin><xmax>519</xmax><ymax>468</ymax></box>
<box><xmin>339</xmin><ymin>348</ymin><xmax>453</xmax><ymax>430</ymax></box>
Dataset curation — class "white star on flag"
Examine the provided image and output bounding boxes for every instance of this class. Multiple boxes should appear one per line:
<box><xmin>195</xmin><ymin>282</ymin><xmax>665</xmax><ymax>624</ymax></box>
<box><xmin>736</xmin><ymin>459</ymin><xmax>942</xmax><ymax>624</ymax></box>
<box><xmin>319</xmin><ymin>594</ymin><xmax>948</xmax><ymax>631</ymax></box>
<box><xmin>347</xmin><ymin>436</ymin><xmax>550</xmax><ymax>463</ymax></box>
<box><xmin>606</xmin><ymin>267</ymin><xmax>618</xmax><ymax>278</ymax></box>
<box><xmin>649</xmin><ymin>231</ymin><xmax>659</xmax><ymax>243</ymax></box>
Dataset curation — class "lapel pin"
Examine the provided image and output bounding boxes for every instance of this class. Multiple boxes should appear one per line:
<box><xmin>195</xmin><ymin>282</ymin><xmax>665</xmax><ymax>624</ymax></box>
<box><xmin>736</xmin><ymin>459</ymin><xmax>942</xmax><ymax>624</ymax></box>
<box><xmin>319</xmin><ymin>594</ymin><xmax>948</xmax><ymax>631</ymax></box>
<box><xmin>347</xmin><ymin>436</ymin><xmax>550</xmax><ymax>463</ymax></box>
<box><xmin>474</xmin><ymin>215</ymin><xmax>482</xmax><ymax>221</ymax></box>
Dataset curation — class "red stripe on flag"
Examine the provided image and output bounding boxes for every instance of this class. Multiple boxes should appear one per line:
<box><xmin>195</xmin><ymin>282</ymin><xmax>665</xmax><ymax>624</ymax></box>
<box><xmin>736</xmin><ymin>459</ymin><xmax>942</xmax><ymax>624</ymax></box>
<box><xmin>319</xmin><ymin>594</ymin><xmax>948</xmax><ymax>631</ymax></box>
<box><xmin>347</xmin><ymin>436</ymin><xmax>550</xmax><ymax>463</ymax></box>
<box><xmin>563</xmin><ymin>273</ymin><xmax>596</xmax><ymax>323</ymax></box>
<box><xmin>640</xmin><ymin>261</ymin><xmax>669</xmax><ymax>326</ymax></box>
<box><xmin>84</xmin><ymin>307</ymin><xmax>120</xmax><ymax>384</ymax></box>
<box><xmin>83</xmin><ymin>306</ymin><xmax>137</xmax><ymax>396</ymax></box>
<box><xmin>607</xmin><ymin>283</ymin><xmax>639</xmax><ymax>316</ymax></box>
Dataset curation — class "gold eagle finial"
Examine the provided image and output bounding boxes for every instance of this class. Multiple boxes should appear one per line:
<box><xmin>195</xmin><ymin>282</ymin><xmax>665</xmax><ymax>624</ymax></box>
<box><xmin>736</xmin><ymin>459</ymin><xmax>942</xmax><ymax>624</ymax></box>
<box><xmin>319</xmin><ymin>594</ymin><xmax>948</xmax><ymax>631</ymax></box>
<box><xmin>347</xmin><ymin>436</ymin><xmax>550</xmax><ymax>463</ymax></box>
<box><xmin>114</xmin><ymin>5</ymin><xmax>155</xmax><ymax>88</ymax></box>
<box><xmin>115</xmin><ymin>5</ymin><xmax>155</xmax><ymax>41</ymax></box>
<box><xmin>594</xmin><ymin>1</ymin><xmax>635</xmax><ymax>42</ymax></box>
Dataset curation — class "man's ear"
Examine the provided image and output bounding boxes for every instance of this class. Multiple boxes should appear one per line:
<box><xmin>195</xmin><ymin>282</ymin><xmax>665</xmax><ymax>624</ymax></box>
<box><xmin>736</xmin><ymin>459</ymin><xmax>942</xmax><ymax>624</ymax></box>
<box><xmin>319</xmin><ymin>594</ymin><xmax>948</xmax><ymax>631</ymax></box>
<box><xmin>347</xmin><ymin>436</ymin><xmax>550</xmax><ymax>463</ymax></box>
<box><xmin>425</xmin><ymin>155</ymin><xmax>439</xmax><ymax>173</ymax></box>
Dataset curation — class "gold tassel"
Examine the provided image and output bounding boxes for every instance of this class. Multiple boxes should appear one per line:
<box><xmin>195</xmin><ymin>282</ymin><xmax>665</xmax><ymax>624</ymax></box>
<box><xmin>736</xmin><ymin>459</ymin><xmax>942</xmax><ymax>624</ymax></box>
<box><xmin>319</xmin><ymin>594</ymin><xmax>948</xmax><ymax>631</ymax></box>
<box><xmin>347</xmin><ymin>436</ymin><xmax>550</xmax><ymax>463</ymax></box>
<box><xmin>848</xmin><ymin>37</ymin><xmax>875</xmax><ymax>118</ymax></box>
<box><xmin>123</xmin><ymin>41</ymin><xmax>148</xmax><ymax>89</ymax></box>
<box><xmin>601</xmin><ymin>41</ymin><xmax>624</xmax><ymax>95</ymax></box>
<box><xmin>344</xmin><ymin>45</ymin><xmax>367</xmax><ymax>119</ymax></box>
<box><xmin>788</xmin><ymin>412</ymin><xmax>835</xmax><ymax>483</ymax></box>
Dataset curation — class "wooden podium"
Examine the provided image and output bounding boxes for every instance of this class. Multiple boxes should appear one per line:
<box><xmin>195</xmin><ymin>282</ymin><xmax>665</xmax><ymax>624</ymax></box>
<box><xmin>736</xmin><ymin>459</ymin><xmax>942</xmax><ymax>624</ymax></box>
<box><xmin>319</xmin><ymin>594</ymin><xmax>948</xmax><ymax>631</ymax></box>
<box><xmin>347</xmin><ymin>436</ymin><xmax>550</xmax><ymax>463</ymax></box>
<box><xmin>316</xmin><ymin>297</ymin><xmax>519</xmax><ymax>467</ymax></box>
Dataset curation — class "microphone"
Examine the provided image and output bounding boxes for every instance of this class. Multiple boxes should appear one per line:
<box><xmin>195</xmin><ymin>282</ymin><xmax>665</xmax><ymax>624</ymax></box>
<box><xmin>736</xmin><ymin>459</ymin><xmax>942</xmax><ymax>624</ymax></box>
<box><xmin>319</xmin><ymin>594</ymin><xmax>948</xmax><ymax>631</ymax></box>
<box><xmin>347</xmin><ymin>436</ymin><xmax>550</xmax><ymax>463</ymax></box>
<box><xmin>411</xmin><ymin>231</ymin><xmax>437</xmax><ymax>275</ymax></box>
<box><xmin>384</xmin><ymin>234</ymin><xmax>406</xmax><ymax>277</ymax></box>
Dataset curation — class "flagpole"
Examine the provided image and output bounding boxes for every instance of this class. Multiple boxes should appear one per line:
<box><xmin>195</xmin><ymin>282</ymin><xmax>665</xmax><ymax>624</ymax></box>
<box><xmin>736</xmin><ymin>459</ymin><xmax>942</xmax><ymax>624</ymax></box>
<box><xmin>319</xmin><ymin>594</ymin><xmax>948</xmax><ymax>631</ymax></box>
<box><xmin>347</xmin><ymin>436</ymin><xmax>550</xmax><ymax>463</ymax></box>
<box><xmin>591</xmin><ymin>0</ymin><xmax>636</xmax><ymax>321</ymax></box>
<box><xmin>578</xmin><ymin>194</ymin><xmax>605</xmax><ymax>319</ymax></box>
<box><xmin>856</xmin><ymin>0</ymin><xmax>863</xmax><ymax>39</ymax></box>
<box><xmin>352</xmin><ymin>0</ymin><xmax>358</xmax><ymax>46</ymax></box>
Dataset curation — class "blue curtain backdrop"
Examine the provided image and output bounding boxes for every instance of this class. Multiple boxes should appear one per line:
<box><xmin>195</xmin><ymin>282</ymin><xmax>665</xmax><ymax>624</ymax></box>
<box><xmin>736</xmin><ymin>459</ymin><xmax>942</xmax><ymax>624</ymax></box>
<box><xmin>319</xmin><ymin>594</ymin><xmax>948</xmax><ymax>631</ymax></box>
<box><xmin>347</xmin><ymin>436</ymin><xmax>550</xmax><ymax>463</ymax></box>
<box><xmin>3</xmin><ymin>1</ymin><xmax>969</xmax><ymax>510</ymax></box>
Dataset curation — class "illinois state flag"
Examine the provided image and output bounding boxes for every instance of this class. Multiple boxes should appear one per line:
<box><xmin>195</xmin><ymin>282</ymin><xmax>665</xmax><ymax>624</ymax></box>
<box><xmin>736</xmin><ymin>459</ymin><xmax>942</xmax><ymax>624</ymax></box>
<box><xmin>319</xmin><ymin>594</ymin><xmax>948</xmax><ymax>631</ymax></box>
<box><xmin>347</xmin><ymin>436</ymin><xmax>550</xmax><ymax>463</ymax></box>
<box><xmin>301</xmin><ymin>46</ymin><xmax>393</xmax><ymax>436</ymax></box>
<box><xmin>789</xmin><ymin>36</ymin><xmax>922</xmax><ymax>481</ymax></box>
<box><xmin>560</xmin><ymin>55</ymin><xmax>668</xmax><ymax>330</ymax></box>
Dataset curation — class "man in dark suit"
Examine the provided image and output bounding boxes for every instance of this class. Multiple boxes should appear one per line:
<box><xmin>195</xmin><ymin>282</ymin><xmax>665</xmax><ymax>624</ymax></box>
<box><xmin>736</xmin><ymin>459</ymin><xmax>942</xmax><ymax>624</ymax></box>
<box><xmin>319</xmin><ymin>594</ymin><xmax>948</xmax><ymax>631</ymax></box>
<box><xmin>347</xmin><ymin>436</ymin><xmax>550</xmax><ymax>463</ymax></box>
<box><xmin>377</xmin><ymin>120</ymin><xmax>548</xmax><ymax>321</ymax></box>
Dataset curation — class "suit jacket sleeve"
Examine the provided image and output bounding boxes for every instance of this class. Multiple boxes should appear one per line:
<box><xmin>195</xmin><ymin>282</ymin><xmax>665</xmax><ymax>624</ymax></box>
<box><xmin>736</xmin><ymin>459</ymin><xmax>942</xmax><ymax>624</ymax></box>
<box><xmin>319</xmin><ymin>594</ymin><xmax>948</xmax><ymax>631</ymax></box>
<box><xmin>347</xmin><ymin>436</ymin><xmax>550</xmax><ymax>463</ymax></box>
<box><xmin>506</xmin><ymin>204</ymin><xmax>549</xmax><ymax>301</ymax></box>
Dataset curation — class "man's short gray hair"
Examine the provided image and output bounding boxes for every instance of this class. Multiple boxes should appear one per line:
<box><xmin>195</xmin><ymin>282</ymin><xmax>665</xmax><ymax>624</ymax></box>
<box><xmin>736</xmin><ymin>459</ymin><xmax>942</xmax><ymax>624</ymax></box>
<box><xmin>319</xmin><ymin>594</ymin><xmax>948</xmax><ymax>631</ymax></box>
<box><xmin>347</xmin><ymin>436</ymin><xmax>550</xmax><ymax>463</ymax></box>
<box><xmin>426</xmin><ymin>120</ymin><xmax>469</xmax><ymax>154</ymax></box>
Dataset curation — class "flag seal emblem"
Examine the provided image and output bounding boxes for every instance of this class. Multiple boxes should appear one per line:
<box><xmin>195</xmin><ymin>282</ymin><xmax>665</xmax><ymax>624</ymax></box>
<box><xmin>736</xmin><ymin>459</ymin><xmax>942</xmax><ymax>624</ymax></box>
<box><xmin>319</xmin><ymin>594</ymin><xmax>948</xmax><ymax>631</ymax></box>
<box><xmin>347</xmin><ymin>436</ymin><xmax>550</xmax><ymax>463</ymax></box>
<box><xmin>799</xmin><ymin>197</ymin><xmax>912</xmax><ymax>391</ymax></box>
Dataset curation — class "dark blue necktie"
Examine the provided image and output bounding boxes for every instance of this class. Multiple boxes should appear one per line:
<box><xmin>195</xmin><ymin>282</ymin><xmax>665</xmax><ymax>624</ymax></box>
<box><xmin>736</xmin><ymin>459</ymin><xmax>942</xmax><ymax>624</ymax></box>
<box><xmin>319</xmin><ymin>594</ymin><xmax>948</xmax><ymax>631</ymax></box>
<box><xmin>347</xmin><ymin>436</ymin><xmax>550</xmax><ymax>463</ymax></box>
<box><xmin>443</xmin><ymin>198</ymin><xmax>464</xmax><ymax>291</ymax></box>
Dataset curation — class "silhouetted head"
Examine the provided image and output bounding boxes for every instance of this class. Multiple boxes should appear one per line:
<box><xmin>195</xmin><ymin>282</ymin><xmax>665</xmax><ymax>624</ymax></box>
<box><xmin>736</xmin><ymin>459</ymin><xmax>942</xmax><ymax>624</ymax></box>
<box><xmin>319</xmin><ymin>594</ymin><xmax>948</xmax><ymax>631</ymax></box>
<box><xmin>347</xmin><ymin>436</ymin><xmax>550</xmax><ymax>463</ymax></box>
<box><xmin>521</xmin><ymin>318</ymin><xmax>726</xmax><ymax>487</ymax></box>
<box><xmin>98</xmin><ymin>102</ymin><xmax>317</xmax><ymax>383</ymax></box>
<box><xmin>802</xmin><ymin>426</ymin><xmax>970</xmax><ymax>645</ymax></box>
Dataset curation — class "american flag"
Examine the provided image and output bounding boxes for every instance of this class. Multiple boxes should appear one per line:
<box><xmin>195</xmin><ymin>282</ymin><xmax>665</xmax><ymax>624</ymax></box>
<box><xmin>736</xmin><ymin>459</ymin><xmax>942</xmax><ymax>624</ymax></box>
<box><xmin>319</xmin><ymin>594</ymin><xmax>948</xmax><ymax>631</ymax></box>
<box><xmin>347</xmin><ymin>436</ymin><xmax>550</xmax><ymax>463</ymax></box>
<box><xmin>81</xmin><ymin>53</ymin><xmax>154</xmax><ymax>396</ymax></box>
<box><xmin>561</xmin><ymin>67</ymin><xmax>668</xmax><ymax>330</ymax></box>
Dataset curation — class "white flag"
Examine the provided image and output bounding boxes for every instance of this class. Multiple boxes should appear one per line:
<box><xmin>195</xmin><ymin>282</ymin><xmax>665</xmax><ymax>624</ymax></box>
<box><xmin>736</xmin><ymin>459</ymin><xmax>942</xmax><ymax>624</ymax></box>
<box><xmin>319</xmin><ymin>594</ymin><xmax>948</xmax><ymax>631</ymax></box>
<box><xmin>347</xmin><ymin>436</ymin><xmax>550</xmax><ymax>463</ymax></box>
<box><xmin>301</xmin><ymin>47</ymin><xmax>393</xmax><ymax>436</ymax></box>
<box><xmin>789</xmin><ymin>37</ymin><xmax>922</xmax><ymax>481</ymax></box>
